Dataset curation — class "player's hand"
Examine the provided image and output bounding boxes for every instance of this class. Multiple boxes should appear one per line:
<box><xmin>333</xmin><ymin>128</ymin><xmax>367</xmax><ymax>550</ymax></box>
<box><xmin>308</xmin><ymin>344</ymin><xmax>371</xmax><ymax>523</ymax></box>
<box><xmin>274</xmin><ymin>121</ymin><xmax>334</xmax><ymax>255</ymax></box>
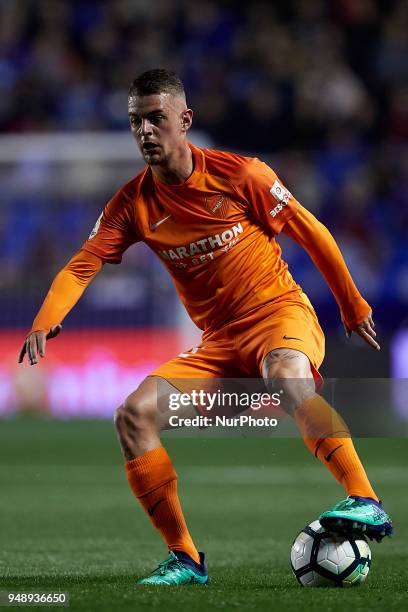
<box><xmin>343</xmin><ymin>313</ymin><xmax>380</xmax><ymax>351</ymax></box>
<box><xmin>18</xmin><ymin>324</ymin><xmax>62</xmax><ymax>365</ymax></box>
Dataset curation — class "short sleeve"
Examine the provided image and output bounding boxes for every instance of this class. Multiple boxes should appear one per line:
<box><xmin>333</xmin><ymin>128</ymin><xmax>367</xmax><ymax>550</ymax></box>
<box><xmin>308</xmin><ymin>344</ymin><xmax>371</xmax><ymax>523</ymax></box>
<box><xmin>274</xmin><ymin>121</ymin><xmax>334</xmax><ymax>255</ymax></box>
<box><xmin>82</xmin><ymin>187</ymin><xmax>139</xmax><ymax>264</ymax></box>
<box><xmin>237</xmin><ymin>158</ymin><xmax>300</xmax><ymax>234</ymax></box>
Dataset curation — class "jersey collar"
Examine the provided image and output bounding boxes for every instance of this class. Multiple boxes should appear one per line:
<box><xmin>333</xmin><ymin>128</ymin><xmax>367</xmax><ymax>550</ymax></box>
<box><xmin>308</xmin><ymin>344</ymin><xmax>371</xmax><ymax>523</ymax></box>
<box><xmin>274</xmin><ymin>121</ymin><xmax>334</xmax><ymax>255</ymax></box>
<box><xmin>150</xmin><ymin>142</ymin><xmax>203</xmax><ymax>190</ymax></box>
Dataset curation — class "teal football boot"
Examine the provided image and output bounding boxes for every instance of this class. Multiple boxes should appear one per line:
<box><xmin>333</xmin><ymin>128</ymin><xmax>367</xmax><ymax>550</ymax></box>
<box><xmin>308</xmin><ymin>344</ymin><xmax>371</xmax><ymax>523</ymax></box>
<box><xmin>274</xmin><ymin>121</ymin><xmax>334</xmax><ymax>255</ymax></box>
<box><xmin>136</xmin><ymin>551</ymin><xmax>209</xmax><ymax>586</ymax></box>
<box><xmin>319</xmin><ymin>496</ymin><xmax>393</xmax><ymax>542</ymax></box>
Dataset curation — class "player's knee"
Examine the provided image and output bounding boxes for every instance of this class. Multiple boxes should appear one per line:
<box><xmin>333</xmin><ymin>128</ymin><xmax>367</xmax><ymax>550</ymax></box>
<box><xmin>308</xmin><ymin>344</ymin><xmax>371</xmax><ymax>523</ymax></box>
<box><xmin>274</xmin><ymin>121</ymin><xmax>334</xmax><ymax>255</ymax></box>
<box><xmin>262</xmin><ymin>349</ymin><xmax>315</xmax><ymax>413</ymax></box>
<box><xmin>262</xmin><ymin>348</ymin><xmax>311</xmax><ymax>379</ymax></box>
<box><xmin>115</xmin><ymin>392</ymin><xmax>157</xmax><ymax>434</ymax></box>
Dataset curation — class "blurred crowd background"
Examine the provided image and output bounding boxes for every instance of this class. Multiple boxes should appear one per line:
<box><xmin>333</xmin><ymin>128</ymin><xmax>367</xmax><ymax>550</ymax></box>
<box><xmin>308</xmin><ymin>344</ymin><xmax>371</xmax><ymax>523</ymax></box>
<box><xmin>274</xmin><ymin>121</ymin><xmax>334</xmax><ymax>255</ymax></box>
<box><xmin>0</xmin><ymin>0</ymin><xmax>407</xmax><ymax>349</ymax></box>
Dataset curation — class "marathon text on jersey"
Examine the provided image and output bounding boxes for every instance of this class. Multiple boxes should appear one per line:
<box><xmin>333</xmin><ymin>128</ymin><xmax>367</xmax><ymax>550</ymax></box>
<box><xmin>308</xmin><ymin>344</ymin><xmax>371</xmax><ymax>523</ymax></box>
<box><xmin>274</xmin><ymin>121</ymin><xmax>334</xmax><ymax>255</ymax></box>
<box><xmin>159</xmin><ymin>222</ymin><xmax>244</xmax><ymax>261</ymax></box>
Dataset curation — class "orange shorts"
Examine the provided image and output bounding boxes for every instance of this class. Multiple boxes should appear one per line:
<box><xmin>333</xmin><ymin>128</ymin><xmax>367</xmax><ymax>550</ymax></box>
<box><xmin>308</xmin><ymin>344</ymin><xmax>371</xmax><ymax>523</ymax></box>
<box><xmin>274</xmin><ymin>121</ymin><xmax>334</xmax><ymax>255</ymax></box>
<box><xmin>151</xmin><ymin>291</ymin><xmax>325</xmax><ymax>384</ymax></box>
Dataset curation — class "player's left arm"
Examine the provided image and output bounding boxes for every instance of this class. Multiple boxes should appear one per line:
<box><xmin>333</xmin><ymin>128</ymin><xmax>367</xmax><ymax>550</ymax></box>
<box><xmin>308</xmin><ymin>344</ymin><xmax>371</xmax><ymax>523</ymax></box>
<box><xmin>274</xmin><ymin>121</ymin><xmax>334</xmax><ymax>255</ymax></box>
<box><xmin>283</xmin><ymin>205</ymin><xmax>379</xmax><ymax>350</ymax></box>
<box><xmin>235</xmin><ymin>158</ymin><xmax>378</xmax><ymax>350</ymax></box>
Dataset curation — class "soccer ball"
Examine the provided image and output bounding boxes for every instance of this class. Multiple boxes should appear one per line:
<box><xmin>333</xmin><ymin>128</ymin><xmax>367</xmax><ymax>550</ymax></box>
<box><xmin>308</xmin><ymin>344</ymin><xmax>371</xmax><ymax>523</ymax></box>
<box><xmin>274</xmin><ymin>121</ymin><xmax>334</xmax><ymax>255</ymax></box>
<box><xmin>290</xmin><ymin>520</ymin><xmax>371</xmax><ymax>587</ymax></box>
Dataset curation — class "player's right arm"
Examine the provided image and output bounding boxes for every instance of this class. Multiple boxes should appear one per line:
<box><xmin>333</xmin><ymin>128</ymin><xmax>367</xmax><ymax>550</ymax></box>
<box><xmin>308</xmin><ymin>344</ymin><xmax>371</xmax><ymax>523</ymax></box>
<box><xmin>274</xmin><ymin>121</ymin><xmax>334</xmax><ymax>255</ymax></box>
<box><xmin>19</xmin><ymin>182</ymin><xmax>139</xmax><ymax>366</ymax></box>
<box><xmin>18</xmin><ymin>250</ymin><xmax>103</xmax><ymax>365</ymax></box>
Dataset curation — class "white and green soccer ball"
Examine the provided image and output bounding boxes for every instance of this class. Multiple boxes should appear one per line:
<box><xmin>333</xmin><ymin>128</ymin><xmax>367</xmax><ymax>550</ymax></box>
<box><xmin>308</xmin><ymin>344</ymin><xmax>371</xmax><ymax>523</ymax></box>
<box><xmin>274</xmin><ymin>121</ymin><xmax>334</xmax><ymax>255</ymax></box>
<box><xmin>291</xmin><ymin>520</ymin><xmax>371</xmax><ymax>587</ymax></box>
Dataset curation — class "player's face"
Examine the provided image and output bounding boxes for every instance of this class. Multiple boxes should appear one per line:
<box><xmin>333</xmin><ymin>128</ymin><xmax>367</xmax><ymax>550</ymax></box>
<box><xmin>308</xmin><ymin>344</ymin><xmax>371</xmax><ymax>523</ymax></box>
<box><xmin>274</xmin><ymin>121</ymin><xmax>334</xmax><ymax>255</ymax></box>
<box><xmin>128</xmin><ymin>93</ymin><xmax>192</xmax><ymax>166</ymax></box>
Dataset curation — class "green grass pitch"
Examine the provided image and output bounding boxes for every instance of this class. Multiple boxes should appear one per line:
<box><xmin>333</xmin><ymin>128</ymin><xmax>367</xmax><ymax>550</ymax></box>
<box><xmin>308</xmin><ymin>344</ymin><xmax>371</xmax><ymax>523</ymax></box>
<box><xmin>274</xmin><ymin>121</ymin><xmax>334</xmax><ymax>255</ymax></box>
<box><xmin>0</xmin><ymin>419</ymin><xmax>407</xmax><ymax>611</ymax></box>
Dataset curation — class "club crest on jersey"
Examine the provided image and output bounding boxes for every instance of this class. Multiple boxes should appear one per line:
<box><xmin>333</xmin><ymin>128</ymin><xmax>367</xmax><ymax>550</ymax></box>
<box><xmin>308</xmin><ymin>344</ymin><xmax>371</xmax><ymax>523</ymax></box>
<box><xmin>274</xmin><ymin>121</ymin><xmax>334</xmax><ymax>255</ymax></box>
<box><xmin>269</xmin><ymin>180</ymin><xmax>291</xmax><ymax>217</ymax></box>
<box><xmin>204</xmin><ymin>193</ymin><xmax>229</xmax><ymax>218</ymax></box>
<box><xmin>89</xmin><ymin>212</ymin><xmax>103</xmax><ymax>239</ymax></box>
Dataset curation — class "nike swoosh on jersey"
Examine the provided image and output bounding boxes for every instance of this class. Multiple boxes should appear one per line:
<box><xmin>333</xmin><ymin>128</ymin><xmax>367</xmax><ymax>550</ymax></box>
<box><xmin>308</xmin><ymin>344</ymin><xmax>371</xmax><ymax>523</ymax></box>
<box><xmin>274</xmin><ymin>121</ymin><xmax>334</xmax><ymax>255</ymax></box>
<box><xmin>149</xmin><ymin>214</ymin><xmax>171</xmax><ymax>231</ymax></box>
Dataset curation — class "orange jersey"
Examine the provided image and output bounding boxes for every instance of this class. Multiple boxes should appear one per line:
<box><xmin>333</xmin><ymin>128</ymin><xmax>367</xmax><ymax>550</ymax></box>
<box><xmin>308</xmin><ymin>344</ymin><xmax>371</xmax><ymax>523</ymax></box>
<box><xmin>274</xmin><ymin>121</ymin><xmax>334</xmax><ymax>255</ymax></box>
<box><xmin>82</xmin><ymin>144</ymin><xmax>303</xmax><ymax>331</ymax></box>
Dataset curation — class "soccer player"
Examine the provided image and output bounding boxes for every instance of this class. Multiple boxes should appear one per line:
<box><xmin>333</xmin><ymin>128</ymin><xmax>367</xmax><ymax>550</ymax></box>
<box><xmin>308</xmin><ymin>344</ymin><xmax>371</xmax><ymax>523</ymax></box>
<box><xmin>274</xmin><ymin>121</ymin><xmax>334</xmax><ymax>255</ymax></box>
<box><xmin>19</xmin><ymin>69</ymin><xmax>392</xmax><ymax>586</ymax></box>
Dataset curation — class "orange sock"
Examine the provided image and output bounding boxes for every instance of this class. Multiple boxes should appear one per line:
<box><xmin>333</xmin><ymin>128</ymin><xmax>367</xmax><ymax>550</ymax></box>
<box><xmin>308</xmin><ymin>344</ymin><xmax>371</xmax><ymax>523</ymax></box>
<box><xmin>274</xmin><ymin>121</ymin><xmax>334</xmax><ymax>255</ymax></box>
<box><xmin>125</xmin><ymin>446</ymin><xmax>200</xmax><ymax>564</ymax></box>
<box><xmin>294</xmin><ymin>395</ymin><xmax>379</xmax><ymax>501</ymax></box>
